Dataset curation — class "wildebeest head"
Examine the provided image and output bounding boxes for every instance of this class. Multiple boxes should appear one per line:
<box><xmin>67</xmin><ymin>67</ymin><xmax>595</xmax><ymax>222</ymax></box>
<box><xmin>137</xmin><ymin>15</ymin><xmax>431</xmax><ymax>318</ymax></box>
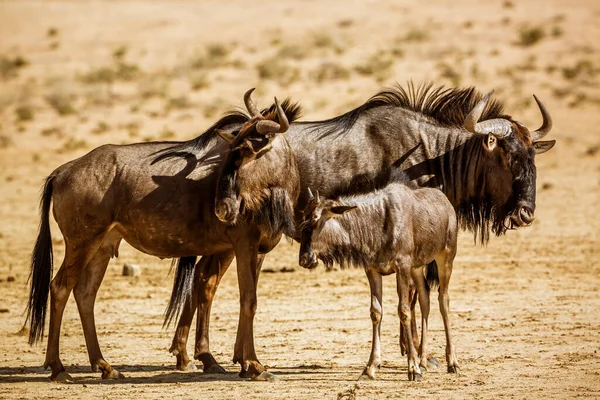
<box><xmin>215</xmin><ymin>88</ymin><xmax>290</xmax><ymax>225</ymax></box>
<box><xmin>298</xmin><ymin>188</ymin><xmax>356</xmax><ymax>269</ymax></box>
<box><xmin>463</xmin><ymin>90</ymin><xmax>555</xmax><ymax>232</ymax></box>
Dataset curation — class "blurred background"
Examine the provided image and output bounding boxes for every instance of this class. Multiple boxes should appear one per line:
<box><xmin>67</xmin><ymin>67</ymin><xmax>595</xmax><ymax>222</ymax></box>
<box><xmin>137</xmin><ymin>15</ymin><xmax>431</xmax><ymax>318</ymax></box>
<box><xmin>0</xmin><ymin>1</ymin><xmax>599</xmax><ymax>399</ymax></box>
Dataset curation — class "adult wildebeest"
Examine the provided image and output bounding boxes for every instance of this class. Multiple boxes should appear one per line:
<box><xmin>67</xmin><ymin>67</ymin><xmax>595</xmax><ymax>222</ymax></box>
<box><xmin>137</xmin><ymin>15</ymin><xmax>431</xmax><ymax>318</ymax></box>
<box><xmin>298</xmin><ymin>178</ymin><xmax>458</xmax><ymax>381</ymax></box>
<box><xmin>25</xmin><ymin>89</ymin><xmax>300</xmax><ymax>381</ymax></box>
<box><xmin>167</xmin><ymin>83</ymin><xmax>555</xmax><ymax>377</ymax></box>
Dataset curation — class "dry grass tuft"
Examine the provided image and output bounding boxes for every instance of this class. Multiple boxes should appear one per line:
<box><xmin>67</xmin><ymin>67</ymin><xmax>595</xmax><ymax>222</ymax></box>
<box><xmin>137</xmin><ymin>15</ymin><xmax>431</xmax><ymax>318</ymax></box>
<box><xmin>15</xmin><ymin>105</ymin><xmax>34</xmax><ymax>122</ymax></box>
<box><xmin>0</xmin><ymin>56</ymin><xmax>28</xmax><ymax>79</ymax></box>
<box><xmin>256</xmin><ymin>57</ymin><xmax>300</xmax><ymax>86</ymax></box>
<box><xmin>354</xmin><ymin>52</ymin><xmax>394</xmax><ymax>82</ymax></box>
<box><xmin>310</xmin><ymin>62</ymin><xmax>350</xmax><ymax>83</ymax></box>
<box><xmin>515</xmin><ymin>25</ymin><xmax>545</xmax><ymax>47</ymax></box>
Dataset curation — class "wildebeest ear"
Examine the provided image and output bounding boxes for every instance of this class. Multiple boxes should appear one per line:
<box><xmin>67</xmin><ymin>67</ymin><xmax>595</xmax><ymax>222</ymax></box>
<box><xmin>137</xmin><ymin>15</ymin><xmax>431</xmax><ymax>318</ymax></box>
<box><xmin>330</xmin><ymin>205</ymin><xmax>357</xmax><ymax>216</ymax></box>
<box><xmin>533</xmin><ymin>140</ymin><xmax>556</xmax><ymax>154</ymax></box>
<box><xmin>483</xmin><ymin>134</ymin><xmax>497</xmax><ymax>152</ymax></box>
<box><xmin>216</xmin><ymin>129</ymin><xmax>236</xmax><ymax>144</ymax></box>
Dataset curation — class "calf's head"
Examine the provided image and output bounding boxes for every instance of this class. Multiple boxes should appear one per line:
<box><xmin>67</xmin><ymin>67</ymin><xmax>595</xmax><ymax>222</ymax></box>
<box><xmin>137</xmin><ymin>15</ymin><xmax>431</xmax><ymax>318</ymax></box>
<box><xmin>215</xmin><ymin>88</ymin><xmax>290</xmax><ymax>225</ymax></box>
<box><xmin>463</xmin><ymin>90</ymin><xmax>555</xmax><ymax>232</ymax></box>
<box><xmin>298</xmin><ymin>188</ymin><xmax>356</xmax><ymax>269</ymax></box>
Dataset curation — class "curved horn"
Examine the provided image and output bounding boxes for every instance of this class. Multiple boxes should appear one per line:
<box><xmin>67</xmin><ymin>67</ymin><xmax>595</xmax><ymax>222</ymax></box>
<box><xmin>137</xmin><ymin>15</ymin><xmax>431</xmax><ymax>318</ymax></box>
<box><xmin>472</xmin><ymin>119</ymin><xmax>513</xmax><ymax>138</ymax></box>
<box><xmin>531</xmin><ymin>95</ymin><xmax>553</xmax><ymax>141</ymax></box>
<box><xmin>464</xmin><ymin>90</ymin><xmax>494</xmax><ymax>133</ymax></box>
<box><xmin>256</xmin><ymin>97</ymin><xmax>290</xmax><ymax>134</ymax></box>
<box><xmin>244</xmin><ymin>88</ymin><xmax>261</xmax><ymax>118</ymax></box>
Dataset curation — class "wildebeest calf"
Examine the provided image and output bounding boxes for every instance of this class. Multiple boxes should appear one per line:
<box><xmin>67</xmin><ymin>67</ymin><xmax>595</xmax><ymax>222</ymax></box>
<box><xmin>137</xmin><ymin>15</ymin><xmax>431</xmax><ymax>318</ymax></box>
<box><xmin>298</xmin><ymin>173</ymin><xmax>458</xmax><ymax>381</ymax></box>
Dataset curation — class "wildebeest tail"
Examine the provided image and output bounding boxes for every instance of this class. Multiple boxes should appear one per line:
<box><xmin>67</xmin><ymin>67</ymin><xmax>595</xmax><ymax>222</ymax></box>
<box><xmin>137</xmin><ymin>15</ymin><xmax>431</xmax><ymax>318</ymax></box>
<box><xmin>425</xmin><ymin>260</ymin><xmax>439</xmax><ymax>290</ymax></box>
<box><xmin>163</xmin><ymin>256</ymin><xmax>197</xmax><ymax>328</ymax></box>
<box><xmin>26</xmin><ymin>176</ymin><xmax>55</xmax><ymax>345</ymax></box>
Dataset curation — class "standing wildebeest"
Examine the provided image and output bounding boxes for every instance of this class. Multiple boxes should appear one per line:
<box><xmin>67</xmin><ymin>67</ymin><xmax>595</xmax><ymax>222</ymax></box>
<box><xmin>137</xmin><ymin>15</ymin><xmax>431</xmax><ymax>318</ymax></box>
<box><xmin>298</xmin><ymin>179</ymin><xmax>458</xmax><ymax>381</ymax></box>
<box><xmin>25</xmin><ymin>89</ymin><xmax>300</xmax><ymax>381</ymax></box>
<box><xmin>167</xmin><ymin>83</ymin><xmax>555</xmax><ymax>377</ymax></box>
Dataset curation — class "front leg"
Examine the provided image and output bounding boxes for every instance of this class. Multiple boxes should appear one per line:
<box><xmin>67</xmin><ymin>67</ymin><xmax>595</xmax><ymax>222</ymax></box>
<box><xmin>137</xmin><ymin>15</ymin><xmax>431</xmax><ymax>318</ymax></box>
<box><xmin>411</xmin><ymin>266</ymin><xmax>431</xmax><ymax>372</ymax></box>
<box><xmin>232</xmin><ymin>237</ymin><xmax>275</xmax><ymax>381</ymax></box>
<box><xmin>360</xmin><ymin>268</ymin><xmax>383</xmax><ymax>380</ymax></box>
<box><xmin>396</xmin><ymin>259</ymin><xmax>422</xmax><ymax>381</ymax></box>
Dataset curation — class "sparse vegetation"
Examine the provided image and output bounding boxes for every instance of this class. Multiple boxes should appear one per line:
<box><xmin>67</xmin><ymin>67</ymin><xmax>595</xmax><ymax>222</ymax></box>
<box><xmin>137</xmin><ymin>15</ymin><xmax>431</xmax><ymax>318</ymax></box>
<box><xmin>0</xmin><ymin>55</ymin><xmax>28</xmax><ymax>79</ymax></box>
<box><xmin>190</xmin><ymin>71</ymin><xmax>210</xmax><ymax>91</ymax></box>
<box><xmin>15</xmin><ymin>105</ymin><xmax>34</xmax><ymax>122</ymax></box>
<box><xmin>158</xmin><ymin>126</ymin><xmax>176</xmax><ymax>140</ymax></box>
<box><xmin>401</xmin><ymin>27</ymin><xmax>429</xmax><ymax>43</ymax></box>
<box><xmin>61</xmin><ymin>137</ymin><xmax>88</xmax><ymax>152</ymax></box>
<box><xmin>437</xmin><ymin>62</ymin><xmax>462</xmax><ymax>86</ymax></box>
<box><xmin>138</xmin><ymin>75</ymin><xmax>169</xmax><ymax>99</ymax></box>
<box><xmin>166</xmin><ymin>96</ymin><xmax>192</xmax><ymax>111</ymax></box>
<box><xmin>562</xmin><ymin>59</ymin><xmax>597</xmax><ymax>81</ymax></box>
<box><xmin>45</xmin><ymin>91</ymin><xmax>76</xmax><ymax>116</ymax></box>
<box><xmin>47</xmin><ymin>27</ymin><xmax>59</xmax><ymax>37</ymax></box>
<box><xmin>310</xmin><ymin>62</ymin><xmax>350</xmax><ymax>83</ymax></box>
<box><xmin>189</xmin><ymin>42</ymin><xmax>232</xmax><ymax>69</ymax></box>
<box><xmin>277</xmin><ymin>44</ymin><xmax>310</xmax><ymax>60</ymax></box>
<box><xmin>516</xmin><ymin>25</ymin><xmax>545</xmax><ymax>47</ymax></box>
<box><xmin>256</xmin><ymin>57</ymin><xmax>300</xmax><ymax>86</ymax></box>
<box><xmin>41</xmin><ymin>126</ymin><xmax>65</xmax><ymax>138</ymax></box>
<box><xmin>354</xmin><ymin>52</ymin><xmax>395</xmax><ymax>82</ymax></box>
<box><xmin>91</xmin><ymin>121</ymin><xmax>110</xmax><ymax>135</ymax></box>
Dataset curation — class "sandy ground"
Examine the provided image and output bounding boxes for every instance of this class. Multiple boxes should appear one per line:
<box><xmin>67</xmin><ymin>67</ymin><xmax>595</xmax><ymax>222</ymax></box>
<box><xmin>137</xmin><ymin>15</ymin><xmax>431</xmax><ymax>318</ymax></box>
<box><xmin>1</xmin><ymin>0</ymin><xmax>599</xmax><ymax>398</ymax></box>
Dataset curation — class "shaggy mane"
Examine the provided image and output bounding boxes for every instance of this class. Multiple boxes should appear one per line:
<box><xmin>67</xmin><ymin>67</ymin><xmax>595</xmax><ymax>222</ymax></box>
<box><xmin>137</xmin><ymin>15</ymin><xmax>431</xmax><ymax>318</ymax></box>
<box><xmin>314</xmin><ymin>81</ymin><xmax>509</xmax><ymax>137</ymax></box>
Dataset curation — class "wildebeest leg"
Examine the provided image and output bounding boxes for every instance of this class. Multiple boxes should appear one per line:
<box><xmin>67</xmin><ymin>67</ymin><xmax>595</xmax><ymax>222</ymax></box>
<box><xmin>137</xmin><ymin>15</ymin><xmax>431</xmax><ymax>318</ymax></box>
<box><xmin>396</xmin><ymin>259</ymin><xmax>422</xmax><ymax>381</ymax></box>
<box><xmin>360</xmin><ymin>268</ymin><xmax>383</xmax><ymax>380</ymax></box>
<box><xmin>232</xmin><ymin>238</ymin><xmax>273</xmax><ymax>380</ymax></box>
<box><xmin>411</xmin><ymin>266</ymin><xmax>430</xmax><ymax>372</ymax></box>
<box><xmin>44</xmin><ymin>243</ymin><xmax>98</xmax><ymax>381</ymax></box>
<box><xmin>436</xmin><ymin>251</ymin><xmax>459</xmax><ymax>373</ymax></box>
<box><xmin>73</xmin><ymin>247</ymin><xmax>123</xmax><ymax>379</ymax></box>
<box><xmin>194</xmin><ymin>251</ymin><xmax>235</xmax><ymax>372</ymax></box>
<box><xmin>233</xmin><ymin>254</ymin><xmax>265</xmax><ymax>373</ymax></box>
<box><xmin>400</xmin><ymin>283</ymin><xmax>420</xmax><ymax>357</ymax></box>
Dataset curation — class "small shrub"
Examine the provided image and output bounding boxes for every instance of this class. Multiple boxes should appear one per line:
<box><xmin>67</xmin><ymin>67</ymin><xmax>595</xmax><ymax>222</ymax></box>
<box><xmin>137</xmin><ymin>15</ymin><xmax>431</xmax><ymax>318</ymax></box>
<box><xmin>310</xmin><ymin>62</ymin><xmax>350</xmax><ymax>83</ymax></box>
<box><xmin>437</xmin><ymin>62</ymin><xmax>461</xmax><ymax>86</ymax></box>
<box><xmin>91</xmin><ymin>121</ymin><xmax>110</xmax><ymax>134</ymax></box>
<box><xmin>80</xmin><ymin>67</ymin><xmax>116</xmax><ymax>85</ymax></box>
<box><xmin>47</xmin><ymin>27</ymin><xmax>59</xmax><ymax>37</ymax></box>
<box><xmin>562</xmin><ymin>59</ymin><xmax>596</xmax><ymax>80</ymax></box>
<box><xmin>41</xmin><ymin>126</ymin><xmax>64</xmax><ymax>138</ymax></box>
<box><xmin>277</xmin><ymin>44</ymin><xmax>310</xmax><ymax>60</ymax></box>
<box><xmin>45</xmin><ymin>91</ymin><xmax>76</xmax><ymax>116</ymax></box>
<box><xmin>112</xmin><ymin>45</ymin><xmax>128</xmax><ymax>62</ymax></box>
<box><xmin>159</xmin><ymin>126</ymin><xmax>176</xmax><ymax>140</ymax></box>
<box><xmin>312</xmin><ymin>32</ymin><xmax>334</xmax><ymax>48</ymax></box>
<box><xmin>190</xmin><ymin>42</ymin><xmax>231</xmax><ymax>69</ymax></box>
<box><xmin>190</xmin><ymin>72</ymin><xmax>210</xmax><ymax>90</ymax></box>
<box><xmin>0</xmin><ymin>56</ymin><xmax>28</xmax><ymax>79</ymax></box>
<box><xmin>551</xmin><ymin>26</ymin><xmax>564</xmax><ymax>38</ymax></box>
<box><xmin>516</xmin><ymin>25</ymin><xmax>545</xmax><ymax>47</ymax></box>
<box><xmin>15</xmin><ymin>105</ymin><xmax>34</xmax><ymax>122</ymax></box>
<box><xmin>61</xmin><ymin>138</ymin><xmax>88</xmax><ymax>152</ymax></box>
<box><xmin>256</xmin><ymin>57</ymin><xmax>300</xmax><ymax>86</ymax></box>
<box><xmin>355</xmin><ymin>52</ymin><xmax>395</xmax><ymax>82</ymax></box>
<box><xmin>138</xmin><ymin>75</ymin><xmax>169</xmax><ymax>99</ymax></box>
<box><xmin>402</xmin><ymin>27</ymin><xmax>429</xmax><ymax>43</ymax></box>
<box><xmin>115</xmin><ymin>63</ymin><xmax>141</xmax><ymax>81</ymax></box>
<box><xmin>167</xmin><ymin>96</ymin><xmax>192</xmax><ymax>110</ymax></box>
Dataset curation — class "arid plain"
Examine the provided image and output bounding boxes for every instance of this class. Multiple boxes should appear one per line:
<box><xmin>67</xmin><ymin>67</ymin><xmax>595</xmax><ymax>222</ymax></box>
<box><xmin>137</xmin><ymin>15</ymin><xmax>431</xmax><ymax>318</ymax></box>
<box><xmin>1</xmin><ymin>0</ymin><xmax>599</xmax><ymax>398</ymax></box>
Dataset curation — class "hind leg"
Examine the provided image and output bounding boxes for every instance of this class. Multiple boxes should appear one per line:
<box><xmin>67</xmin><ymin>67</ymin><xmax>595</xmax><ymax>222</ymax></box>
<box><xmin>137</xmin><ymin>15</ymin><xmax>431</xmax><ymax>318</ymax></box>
<box><xmin>411</xmin><ymin>266</ymin><xmax>430</xmax><ymax>372</ymax></box>
<box><xmin>360</xmin><ymin>269</ymin><xmax>383</xmax><ymax>380</ymax></box>
<box><xmin>44</xmin><ymin>244</ymin><xmax>97</xmax><ymax>381</ymax></box>
<box><xmin>73</xmin><ymin>247</ymin><xmax>123</xmax><ymax>379</ymax></box>
<box><xmin>435</xmin><ymin>251</ymin><xmax>459</xmax><ymax>373</ymax></box>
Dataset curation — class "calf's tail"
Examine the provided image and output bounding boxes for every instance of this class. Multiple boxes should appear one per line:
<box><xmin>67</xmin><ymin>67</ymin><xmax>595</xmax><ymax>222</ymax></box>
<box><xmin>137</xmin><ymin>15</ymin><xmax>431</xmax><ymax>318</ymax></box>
<box><xmin>425</xmin><ymin>260</ymin><xmax>439</xmax><ymax>291</ymax></box>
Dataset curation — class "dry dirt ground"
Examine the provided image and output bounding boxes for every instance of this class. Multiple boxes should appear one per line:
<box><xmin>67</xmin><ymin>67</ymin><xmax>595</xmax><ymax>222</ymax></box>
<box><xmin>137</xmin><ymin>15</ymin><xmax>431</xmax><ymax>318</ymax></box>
<box><xmin>1</xmin><ymin>0</ymin><xmax>600</xmax><ymax>399</ymax></box>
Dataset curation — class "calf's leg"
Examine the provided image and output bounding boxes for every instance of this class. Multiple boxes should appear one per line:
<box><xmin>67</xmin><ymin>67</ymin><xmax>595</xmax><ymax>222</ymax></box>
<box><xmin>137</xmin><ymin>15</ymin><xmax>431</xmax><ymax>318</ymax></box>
<box><xmin>435</xmin><ymin>251</ymin><xmax>459</xmax><ymax>373</ymax></box>
<box><xmin>360</xmin><ymin>269</ymin><xmax>383</xmax><ymax>380</ymax></box>
<box><xmin>396</xmin><ymin>260</ymin><xmax>422</xmax><ymax>381</ymax></box>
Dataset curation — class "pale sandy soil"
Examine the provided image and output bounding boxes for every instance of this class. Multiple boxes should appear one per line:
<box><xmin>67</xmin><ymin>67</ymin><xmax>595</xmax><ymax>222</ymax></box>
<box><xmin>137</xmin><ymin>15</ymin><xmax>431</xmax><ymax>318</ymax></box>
<box><xmin>1</xmin><ymin>0</ymin><xmax>599</xmax><ymax>399</ymax></box>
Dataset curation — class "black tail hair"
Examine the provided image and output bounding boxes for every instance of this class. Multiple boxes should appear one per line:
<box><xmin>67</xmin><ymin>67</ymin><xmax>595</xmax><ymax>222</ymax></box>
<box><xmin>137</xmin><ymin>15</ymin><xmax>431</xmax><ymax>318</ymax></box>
<box><xmin>26</xmin><ymin>176</ymin><xmax>55</xmax><ymax>345</ymax></box>
<box><xmin>163</xmin><ymin>256</ymin><xmax>197</xmax><ymax>328</ymax></box>
<box><xmin>425</xmin><ymin>260</ymin><xmax>440</xmax><ymax>291</ymax></box>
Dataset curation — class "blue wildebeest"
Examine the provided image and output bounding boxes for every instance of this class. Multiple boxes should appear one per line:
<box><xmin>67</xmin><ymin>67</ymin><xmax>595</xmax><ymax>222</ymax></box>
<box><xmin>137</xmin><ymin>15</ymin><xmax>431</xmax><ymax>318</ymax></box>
<box><xmin>298</xmin><ymin>178</ymin><xmax>457</xmax><ymax>381</ymax></box>
<box><xmin>167</xmin><ymin>83</ymin><xmax>555</xmax><ymax>377</ymax></box>
<box><xmin>26</xmin><ymin>90</ymin><xmax>300</xmax><ymax>381</ymax></box>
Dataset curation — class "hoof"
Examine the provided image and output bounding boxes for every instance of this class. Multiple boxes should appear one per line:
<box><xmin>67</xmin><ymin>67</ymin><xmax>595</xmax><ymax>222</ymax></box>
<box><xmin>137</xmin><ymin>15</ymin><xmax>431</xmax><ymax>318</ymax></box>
<box><xmin>427</xmin><ymin>358</ymin><xmax>440</xmax><ymax>369</ymax></box>
<box><xmin>447</xmin><ymin>365</ymin><xmax>459</xmax><ymax>374</ymax></box>
<box><xmin>408</xmin><ymin>372</ymin><xmax>422</xmax><ymax>382</ymax></box>
<box><xmin>204</xmin><ymin>364</ymin><xmax>226</xmax><ymax>374</ymax></box>
<box><xmin>358</xmin><ymin>373</ymin><xmax>374</xmax><ymax>381</ymax></box>
<box><xmin>419</xmin><ymin>364</ymin><xmax>427</xmax><ymax>373</ymax></box>
<box><xmin>181</xmin><ymin>361</ymin><xmax>197</xmax><ymax>372</ymax></box>
<box><xmin>52</xmin><ymin>371</ymin><xmax>73</xmax><ymax>383</ymax></box>
<box><xmin>252</xmin><ymin>371</ymin><xmax>279</xmax><ymax>381</ymax></box>
<box><xmin>102</xmin><ymin>369</ymin><xmax>125</xmax><ymax>379</ymax></box>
